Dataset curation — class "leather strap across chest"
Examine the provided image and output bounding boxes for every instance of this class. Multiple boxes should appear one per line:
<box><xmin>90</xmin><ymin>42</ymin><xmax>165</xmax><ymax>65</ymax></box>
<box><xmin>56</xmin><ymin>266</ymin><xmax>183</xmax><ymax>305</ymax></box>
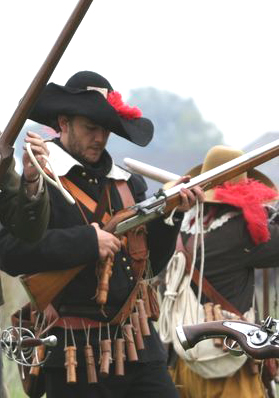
<box><xmin>60</xmin><ymin>176</ymin><xmax>111</xmax><ymax>225</ymax></box>
<box><xmin>114</xmin><ymin>180</ymin><xmax>148</xmax><ymax>279</ymax></box>
<box><xmin>59</xmin><ymin>176</ymin><xmax>149</xmax><ymax>325</ymax></box>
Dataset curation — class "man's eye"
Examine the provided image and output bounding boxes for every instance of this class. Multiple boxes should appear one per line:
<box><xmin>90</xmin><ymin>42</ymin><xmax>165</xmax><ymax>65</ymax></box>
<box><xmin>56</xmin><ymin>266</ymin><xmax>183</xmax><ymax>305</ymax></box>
<box><xmin>86</xmin><ymin>125</ymin><xmax>97</xmax><ymax>131</ymax></box>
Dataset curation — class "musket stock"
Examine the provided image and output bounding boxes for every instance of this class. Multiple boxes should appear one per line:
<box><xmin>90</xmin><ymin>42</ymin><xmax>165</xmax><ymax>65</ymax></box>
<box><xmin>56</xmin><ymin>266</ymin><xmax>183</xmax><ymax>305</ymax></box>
<box><xmin>20</xmin><ymin>266</ymin><xmax>85</xmax><ymax>313</ymax></box>
<box><xmin>0</xmin><ymin>0</ymin><xmax>93</xmax><ymax>180</ymax></box>
<box><xmin>21</xmin><ymin>139</ymin><xmax>279</xmax><ymax>312</ymax></box>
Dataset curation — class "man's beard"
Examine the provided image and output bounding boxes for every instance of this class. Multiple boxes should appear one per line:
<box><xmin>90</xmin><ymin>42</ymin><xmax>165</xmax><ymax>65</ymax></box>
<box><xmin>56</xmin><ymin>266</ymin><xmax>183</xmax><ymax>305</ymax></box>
<box><xmin>67</xmin><ymin>126</ymin><xmax>104</xmax><ymax>164</ymax></box>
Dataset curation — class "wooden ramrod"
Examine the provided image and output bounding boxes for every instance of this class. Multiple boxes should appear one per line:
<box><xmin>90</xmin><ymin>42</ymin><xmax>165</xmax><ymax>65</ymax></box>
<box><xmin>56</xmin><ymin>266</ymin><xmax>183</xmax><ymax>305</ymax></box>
<box><xmin>20</xmin><ymin>139</ymin><xmax>279</xmax><ymax>313</ymax></box>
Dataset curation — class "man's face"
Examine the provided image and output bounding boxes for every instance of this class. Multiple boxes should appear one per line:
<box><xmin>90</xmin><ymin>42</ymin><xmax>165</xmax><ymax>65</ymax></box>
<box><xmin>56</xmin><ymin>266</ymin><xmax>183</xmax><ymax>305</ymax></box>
<box><xmin>61</xmin><ymin>115</ymin><xmax>110</xmax><ymax>163</ymax></box>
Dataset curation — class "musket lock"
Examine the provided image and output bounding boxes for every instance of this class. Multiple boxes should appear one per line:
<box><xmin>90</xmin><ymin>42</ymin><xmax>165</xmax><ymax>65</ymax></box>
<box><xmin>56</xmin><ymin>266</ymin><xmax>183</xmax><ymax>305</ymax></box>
<box><xmin>248</xmin><ymin>330</ymin><xmax>268</xmax><ymax>346</ymax></box>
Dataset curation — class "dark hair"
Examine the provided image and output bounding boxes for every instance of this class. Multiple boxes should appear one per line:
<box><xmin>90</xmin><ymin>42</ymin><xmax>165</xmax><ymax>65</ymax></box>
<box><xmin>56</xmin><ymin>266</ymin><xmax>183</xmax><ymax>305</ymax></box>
<box><xmin>54</xmin><ymin>114</ymin><xmax>76</xmax><ymax>132</ymax></box>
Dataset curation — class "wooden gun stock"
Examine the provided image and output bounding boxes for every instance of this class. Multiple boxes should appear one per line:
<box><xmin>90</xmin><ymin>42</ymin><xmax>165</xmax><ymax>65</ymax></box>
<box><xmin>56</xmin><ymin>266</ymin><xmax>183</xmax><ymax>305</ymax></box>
<box><xmin>20</xmin><ymin>265</ymin><xmax>85</xmax><ymax>312</ymax></box>
<box><xmin>0</xmin><ymin>0</ymin><xmax>93</xmax><ymax>180</ymax></box>
<box><xmin>20</xmin><ymin>140</ymin><xmax>279</xmax><ymax>312</ymax></box>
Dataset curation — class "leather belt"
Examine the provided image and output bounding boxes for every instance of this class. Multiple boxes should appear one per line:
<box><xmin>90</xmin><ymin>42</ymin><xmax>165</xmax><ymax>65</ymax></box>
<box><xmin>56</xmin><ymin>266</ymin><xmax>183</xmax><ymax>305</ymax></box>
<box><xmin>44</xmin><ymin>304</ymin><xmax>110</xmax><ymax>331</ymax></box>
<box><xmin>53</xmin><ymin>316</ymin><xmax>106</xmax><ymax>330</ymax></box>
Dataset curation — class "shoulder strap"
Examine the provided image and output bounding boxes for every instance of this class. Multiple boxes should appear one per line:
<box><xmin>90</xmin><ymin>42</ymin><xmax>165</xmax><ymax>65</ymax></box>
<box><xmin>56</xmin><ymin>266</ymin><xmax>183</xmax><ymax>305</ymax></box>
<box><xmin>60</xmin><ymin>176</ymin><xmax>111</xmax><ymax>224</ymax></box>
<box><xmin>111</xmin><ymin>180</ymin><xmax>149</xmax><ymax>324</ymax></box>
<box><xmin>114</xmin><ymin>179</ymin><xmax>148</xmax><ymax>278</ymax></box>
<box><xmin>60</xmin><ymin>177</ymin><xmax>148</xmax><ymax>324</ymax></box>
<box><xmin>92</xmin><ymin>180</ymin><xmax>112</xmax><ymax>223</ymax></box>
<box><xmin>176</xmin><ymin>233</ymin><xmax>244</xmax><ymax>318</ymax></box>
<box><xmin>114</xmin><ymin>180</ymin><xmax>135</xmax><ymax>207</ymax></box>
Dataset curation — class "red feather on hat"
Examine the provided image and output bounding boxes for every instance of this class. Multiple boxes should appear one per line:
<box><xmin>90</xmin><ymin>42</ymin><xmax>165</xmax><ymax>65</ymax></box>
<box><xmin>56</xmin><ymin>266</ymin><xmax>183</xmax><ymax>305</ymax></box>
<box><xmin>214</xmin><ymin>179</ymin><xmax>278</xmax><ymax>245</ymax></box>
<box><xmin>107</xmin><ymin>91</ymin><xmax>142</xmax><ymax>120</ymax></box>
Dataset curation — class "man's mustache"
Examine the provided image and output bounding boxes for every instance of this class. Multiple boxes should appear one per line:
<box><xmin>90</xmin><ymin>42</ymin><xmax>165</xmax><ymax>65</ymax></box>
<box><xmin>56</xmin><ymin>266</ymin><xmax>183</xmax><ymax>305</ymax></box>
<box><xmin>89</xmin><ymin>145</ymin><xmax>104</xmax><ymax>150</ymax></box>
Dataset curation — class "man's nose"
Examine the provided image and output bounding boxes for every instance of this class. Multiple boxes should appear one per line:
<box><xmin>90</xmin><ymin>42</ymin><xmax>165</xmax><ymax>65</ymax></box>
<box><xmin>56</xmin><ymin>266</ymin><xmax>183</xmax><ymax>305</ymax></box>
<box><xmin>93</xmin><ymin>129</ymin><xmax>107</xmax><ymax>142</ymax></box>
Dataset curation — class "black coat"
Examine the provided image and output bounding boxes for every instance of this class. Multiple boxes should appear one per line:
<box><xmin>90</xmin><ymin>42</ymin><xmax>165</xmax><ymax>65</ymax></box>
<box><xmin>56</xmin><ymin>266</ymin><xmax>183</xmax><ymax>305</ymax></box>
<box><xmin>184</xmin><ymin>204</ymin><xmax>279</xmax><ymax>315</ymax></box>
<box><xmin>0</xmin><ymin>142</ymin><xmax>182</xmax><ymax>367</ymax></box>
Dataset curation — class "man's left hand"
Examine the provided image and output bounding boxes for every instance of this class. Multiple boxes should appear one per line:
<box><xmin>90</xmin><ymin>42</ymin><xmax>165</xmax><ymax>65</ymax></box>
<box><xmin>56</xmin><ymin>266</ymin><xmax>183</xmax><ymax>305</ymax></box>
<box><xmin>174</xmin><ymin>175</ymin><xmax>205</xmax><ymax>212</ymax></box>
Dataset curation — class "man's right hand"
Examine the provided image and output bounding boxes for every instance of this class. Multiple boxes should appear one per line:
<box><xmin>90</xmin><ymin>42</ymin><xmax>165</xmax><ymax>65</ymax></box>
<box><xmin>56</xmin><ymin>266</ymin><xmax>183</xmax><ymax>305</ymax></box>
<box><xmin>91</xmin><ymin>223</ymin><xmax>121</xmax><ymax>261</ymax></box>
<box><xmin>23</xmin><ymin>131</ymin><xmax>49</xmax><ymax>182</ymax></box>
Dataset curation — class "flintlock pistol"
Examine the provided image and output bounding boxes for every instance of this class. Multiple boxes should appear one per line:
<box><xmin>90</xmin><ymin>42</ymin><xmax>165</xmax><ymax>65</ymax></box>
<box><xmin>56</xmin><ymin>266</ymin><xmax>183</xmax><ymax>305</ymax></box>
<box><xmin>176</xmin><ymin>316</ymin><xmax>279</xmax><ymax>359</ymax></box>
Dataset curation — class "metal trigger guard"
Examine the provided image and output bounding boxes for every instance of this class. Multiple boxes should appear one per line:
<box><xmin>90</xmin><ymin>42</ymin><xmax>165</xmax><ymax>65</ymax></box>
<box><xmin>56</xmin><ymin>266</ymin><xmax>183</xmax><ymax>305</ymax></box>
<box><xmin>224</xmin><ymin>337</ymin><xmax>244</xmax><ymax>357</ymax></box>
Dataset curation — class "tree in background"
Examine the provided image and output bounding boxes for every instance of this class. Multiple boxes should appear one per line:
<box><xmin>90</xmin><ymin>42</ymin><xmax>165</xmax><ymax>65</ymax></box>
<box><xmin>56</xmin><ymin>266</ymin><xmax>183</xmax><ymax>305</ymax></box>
<box><xmin>128</xmin><ymin>87</ymin><xmax>223</xmax><ymax>154</ymax></box>
<box><xmin>107</xmin><ymin>87</ymin><xmax>224</xmax><ymax>192</ymax></box>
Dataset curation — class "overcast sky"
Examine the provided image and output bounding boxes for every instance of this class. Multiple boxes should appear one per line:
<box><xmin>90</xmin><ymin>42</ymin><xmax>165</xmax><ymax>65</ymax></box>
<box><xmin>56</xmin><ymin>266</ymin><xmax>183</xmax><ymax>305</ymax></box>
<box><xmin>1</xmin><ymin>0</ymin><xmax>279</xmax><ymax>149</ymax></box>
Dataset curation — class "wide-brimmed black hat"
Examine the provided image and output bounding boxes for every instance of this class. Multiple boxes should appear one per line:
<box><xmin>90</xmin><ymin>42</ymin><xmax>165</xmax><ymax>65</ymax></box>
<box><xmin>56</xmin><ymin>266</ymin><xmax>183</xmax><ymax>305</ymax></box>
<box><xmin>28</xmin><ymin>71</ymin><xmax>154</xmax><ymax>146</ymax></box>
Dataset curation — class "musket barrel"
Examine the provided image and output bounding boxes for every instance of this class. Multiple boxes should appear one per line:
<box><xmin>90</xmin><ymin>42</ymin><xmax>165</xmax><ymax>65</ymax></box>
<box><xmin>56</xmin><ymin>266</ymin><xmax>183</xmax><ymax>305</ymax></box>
<box><xmin>166</xmin><ymin>139</ymin><xmax>279</xmax><ymax>197</ymax></box>
<box><xmin>0</xmin><ymin>0</ymin><xmax>93</xmax><ymax>176</ymax></box>
<box><xmin>115</xmin><ymin>139</ymin><xmax>279</xmax><ymax>235</ymax></box>
<box><xmin>124</xmin><ymin>140</ymin><xmax>279</xmax><ymax>188</ymax></box>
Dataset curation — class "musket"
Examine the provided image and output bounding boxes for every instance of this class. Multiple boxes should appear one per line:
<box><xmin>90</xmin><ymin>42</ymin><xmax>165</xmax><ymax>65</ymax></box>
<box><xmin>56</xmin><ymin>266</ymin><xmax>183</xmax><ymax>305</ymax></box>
<box><xmin>0</xmin><ymin>0</ymin><xmax>93</xmax><ymax>180</ymax></box>
<box><xmin>21</xmin><ymin>139</ymin><xmax>279</xmax><ymax>312</ymax></box>
<box><xmin>176</xmin><ymin>316</ymin><xmax>279</xmax><ymax>360</ymax></box>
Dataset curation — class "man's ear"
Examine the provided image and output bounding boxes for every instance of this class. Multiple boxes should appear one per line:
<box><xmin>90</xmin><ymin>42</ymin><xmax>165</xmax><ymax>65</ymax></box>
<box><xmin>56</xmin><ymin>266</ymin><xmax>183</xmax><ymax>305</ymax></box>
<box><xmin>57</xmin><ymin>115</ymin><xmax>69</xmax><ymax>133</ymax></box>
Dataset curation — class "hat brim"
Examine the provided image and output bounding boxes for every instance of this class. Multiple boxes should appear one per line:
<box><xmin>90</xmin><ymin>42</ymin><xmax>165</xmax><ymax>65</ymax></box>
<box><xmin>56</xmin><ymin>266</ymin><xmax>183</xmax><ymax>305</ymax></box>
<box><xmin>28</xmin><ymin>83</ymin><xmax>154</xmax><ymax>147</ymax></box>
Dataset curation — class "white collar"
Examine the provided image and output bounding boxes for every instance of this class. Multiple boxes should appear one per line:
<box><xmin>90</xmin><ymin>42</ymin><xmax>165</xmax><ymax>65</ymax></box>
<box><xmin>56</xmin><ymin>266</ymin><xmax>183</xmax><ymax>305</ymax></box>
<box><xmin>45</xmin><ymin>141</ymin><xmax>131</xmax><ymax>181</ymax></box>
<box><xmin>180</xmin><ymin>205</ymin><xmax>240</xmax><ymax>234</ymax></box>
<box><xmin>106</xmin><ymin>163</ymin><xmax>131</xmax><ymax>181</ymax></box>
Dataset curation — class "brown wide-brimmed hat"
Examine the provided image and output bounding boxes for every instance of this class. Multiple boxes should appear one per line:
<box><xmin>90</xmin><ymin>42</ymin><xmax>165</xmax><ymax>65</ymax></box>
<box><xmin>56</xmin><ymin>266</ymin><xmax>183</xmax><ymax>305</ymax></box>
<box><xmin>28</xmin><ymin>71</ymin><xmax>154</xmax><ymax>147</ymax></box>
<box><xmin>185</xmin><ymin>145</ymin><xmax>277</xmax><ymax>202</ymax></box>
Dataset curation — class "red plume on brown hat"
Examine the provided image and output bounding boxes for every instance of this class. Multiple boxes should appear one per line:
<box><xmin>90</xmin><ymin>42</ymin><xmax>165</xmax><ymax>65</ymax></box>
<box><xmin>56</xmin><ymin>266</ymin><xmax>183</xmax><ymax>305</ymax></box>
<box><xmin>28</xmin><ymin>71</ymin><xmax>154</xmax><ymax>147</ymax></box>
<box><xmin>186</xmin><ymin>145</ymin><xmax>278</xmax><ymax>244</ymax></box>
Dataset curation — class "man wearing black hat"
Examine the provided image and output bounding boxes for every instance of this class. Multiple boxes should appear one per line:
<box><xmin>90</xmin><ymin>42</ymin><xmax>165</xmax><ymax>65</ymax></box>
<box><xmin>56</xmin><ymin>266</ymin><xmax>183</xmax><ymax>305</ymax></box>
<box><xmin>0</xmin><ymin>71</ymin><xmax>204</xmax><ymax>398</ymax></box>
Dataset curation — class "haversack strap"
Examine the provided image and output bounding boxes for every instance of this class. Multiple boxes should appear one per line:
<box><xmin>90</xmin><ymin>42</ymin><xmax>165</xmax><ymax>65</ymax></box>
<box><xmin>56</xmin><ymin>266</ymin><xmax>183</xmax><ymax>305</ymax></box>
<box><xmin>176</xmin><ymin>233</ymin><xmax>244</xmax><ymax>319</ymax></box>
